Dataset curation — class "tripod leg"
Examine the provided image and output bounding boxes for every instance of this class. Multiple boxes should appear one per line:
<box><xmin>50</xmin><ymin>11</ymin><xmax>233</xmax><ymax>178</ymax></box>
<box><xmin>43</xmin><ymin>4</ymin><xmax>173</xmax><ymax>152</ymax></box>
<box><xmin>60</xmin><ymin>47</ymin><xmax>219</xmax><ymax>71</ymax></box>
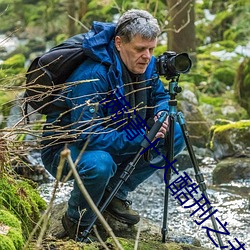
<box><xmin>162</xmin><ymin>167</ymin><xmax>171</xmax><ymax>243</ymax></box>
<box><xmin>81</xmin><ymin>112</ymin><xmax>168</xmax><ymax>241</ymax></box>
<box><xmin>162</xmin><ymin>114</ymin><xmax>175</xmax><ymax>243</ymax></box>
<box><xmin>177</xmin><ymin>112</ymin><xmax>224</xmax><ymax>248</ymax></box>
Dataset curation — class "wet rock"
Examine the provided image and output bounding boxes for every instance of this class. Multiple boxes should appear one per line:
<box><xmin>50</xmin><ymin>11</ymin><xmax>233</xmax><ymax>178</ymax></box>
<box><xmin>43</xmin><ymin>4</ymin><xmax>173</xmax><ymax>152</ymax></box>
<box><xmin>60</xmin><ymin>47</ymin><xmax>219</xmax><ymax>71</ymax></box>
<box><xmin>209</xmin><ymin>119</ymin><xmax>250</xmax><ymax>160</ymax></box>
<box><xmin>179</xmin><ymin>100</ymin><xmax>211</xmax><ymax>148</ymax></box>
<box><xmin>213</xmin><ymin>157</ymin><xmax>250</xmax><ymax>184</ymax></box>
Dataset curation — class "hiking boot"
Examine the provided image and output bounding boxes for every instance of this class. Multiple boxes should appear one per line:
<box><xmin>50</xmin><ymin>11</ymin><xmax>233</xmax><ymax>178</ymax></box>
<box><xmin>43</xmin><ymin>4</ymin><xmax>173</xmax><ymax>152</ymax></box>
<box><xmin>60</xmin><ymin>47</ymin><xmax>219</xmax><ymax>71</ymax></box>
<box><xmin>105</xmin><ymin>196</ymin><xmax>140</xmax><ymax>225</ymax></box>
<box><xmin>61</xmin><ymin>213</ymin><xmax>97</xmax><ymax>243</ymax></box>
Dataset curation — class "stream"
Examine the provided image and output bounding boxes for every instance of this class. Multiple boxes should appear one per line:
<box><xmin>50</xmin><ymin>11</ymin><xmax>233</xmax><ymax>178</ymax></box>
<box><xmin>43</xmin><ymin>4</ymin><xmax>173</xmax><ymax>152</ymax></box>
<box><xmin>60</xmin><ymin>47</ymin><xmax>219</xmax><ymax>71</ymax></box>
<box><xmin>38</xmin><ymin>154</ymin><xmax>250</xmax><ymax>249</ymax></box>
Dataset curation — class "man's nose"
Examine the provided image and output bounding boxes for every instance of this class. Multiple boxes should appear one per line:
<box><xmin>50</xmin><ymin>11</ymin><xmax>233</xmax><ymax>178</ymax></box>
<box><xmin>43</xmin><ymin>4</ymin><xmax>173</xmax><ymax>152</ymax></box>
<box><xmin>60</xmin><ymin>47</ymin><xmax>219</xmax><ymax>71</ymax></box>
<box><xmin>142</xmin><ymin>49</ymin><xmax>151</xmax><ymax>59</ymax></box>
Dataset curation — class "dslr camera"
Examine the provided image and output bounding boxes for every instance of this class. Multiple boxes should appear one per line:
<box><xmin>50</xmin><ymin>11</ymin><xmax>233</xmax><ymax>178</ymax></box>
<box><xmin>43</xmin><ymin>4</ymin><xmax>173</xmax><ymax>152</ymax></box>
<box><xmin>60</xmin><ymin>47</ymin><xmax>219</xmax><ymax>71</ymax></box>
<box><xmin>156</xmin><ymin>51</ymin><xmax>192</xmax><ymax>79</ymax></box>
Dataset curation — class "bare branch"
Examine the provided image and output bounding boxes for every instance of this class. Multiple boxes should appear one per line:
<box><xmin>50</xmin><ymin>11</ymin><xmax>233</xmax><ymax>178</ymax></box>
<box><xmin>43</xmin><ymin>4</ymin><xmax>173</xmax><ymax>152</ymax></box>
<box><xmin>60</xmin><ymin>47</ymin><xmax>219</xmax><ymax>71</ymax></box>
<box><xmin>63</xmin><ymin>148</ymin><xmax>124</xmax><ymax>250</ymax></box>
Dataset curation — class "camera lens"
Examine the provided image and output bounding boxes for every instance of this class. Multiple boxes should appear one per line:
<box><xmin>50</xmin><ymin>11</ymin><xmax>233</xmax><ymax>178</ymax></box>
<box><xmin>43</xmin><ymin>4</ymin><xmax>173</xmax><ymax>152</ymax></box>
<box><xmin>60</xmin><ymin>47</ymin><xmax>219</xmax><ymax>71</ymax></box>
<box><xmin>174</xmin><ymin>53</ymin><xmax>192</xmax><ymax>73</ymax></box>
<box><xmin>156</xmin><ymin>51</ymin><xmax>192</xmax><ymax>79</ymax></box>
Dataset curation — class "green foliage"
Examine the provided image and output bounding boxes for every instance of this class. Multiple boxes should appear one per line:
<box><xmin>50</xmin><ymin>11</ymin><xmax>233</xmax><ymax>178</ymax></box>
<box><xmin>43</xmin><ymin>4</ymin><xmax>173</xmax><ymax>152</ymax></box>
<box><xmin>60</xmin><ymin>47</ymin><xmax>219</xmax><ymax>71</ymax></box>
<box><xmin>192</xmin><ymin>40</ymin><xmax>241</xmax><ymax>95</ymax></box>
<box><xmin>199</xmin><ymin>95</ymin><xmax>224</xmax><ymax>107</ymax></box>
<box><xmin>0</xmin><ymin>235</ymin><xmax>16</xmax><ymax>250</ymax></box>
<box><xmin>1</xmin><ymin>54</ymin><xmax>25</xmax><ymax>69</ymax></box>
<box><xmin>0</xmin><ymin>209</ymin><xmax>24</xmax><ymax>250</ymax></box>
<box><xmin>199</xmin><ymin>91</ymin><xmax>248</xmax><ymax>121</ymax></box>
<box><xmin>196</xmin><ymin>0</ymin><xmax>250</xmax><ymax>47</ymax></box>
<box><xmin>0</xmin><ymin>54</ymin><xmax>26</xmax><ymax>84</ymax></box>
<box><xmin>213</xmin><ymin>67</ymin><xmax>235</xmax><ymax>86</ymax></box>
<box><xmin>209</xmin><ymin>119</ymin><xmax>250</xmax><ymax>150</ymax></box>
<box><xmin>210</xmin><ymin>11</ymin><xmax>233</xmax><ymax>41</ymax></box>
<box><xmin>234</xmin><ymin>57</ymin><xmax>250</xmax><ymax>115</ymax></box>
<box><xmin>0</xmin><ymin>175</ymin><xmax>47</xmax><ymax>239</ymax></box>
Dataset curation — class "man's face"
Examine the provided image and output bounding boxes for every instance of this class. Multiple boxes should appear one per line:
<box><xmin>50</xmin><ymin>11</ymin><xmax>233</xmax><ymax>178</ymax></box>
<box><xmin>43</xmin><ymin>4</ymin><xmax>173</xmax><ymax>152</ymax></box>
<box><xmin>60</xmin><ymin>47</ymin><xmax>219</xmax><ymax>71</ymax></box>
<box><xmin>115</xmin><ymin>35</ymin><xmax>157</xmax><ymax>74</ymax></box>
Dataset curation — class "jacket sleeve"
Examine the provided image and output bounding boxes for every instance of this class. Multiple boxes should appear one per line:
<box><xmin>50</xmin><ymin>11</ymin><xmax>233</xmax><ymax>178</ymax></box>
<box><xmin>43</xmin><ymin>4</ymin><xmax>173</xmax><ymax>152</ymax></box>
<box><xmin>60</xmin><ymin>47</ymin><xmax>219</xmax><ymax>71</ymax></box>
<box><xmin>65</xmin><ymin>61</ymin><xmax>144</xmax><ymax>156</ymax></box>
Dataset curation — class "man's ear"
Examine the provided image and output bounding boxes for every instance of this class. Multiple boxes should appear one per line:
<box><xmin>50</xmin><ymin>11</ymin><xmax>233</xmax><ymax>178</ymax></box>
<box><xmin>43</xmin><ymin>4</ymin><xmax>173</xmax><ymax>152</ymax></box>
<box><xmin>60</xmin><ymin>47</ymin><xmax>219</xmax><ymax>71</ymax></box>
<box><xmin>115</xmin><ymin>36</ymin><xmax>122</xmax><ymax>51</ymax></box>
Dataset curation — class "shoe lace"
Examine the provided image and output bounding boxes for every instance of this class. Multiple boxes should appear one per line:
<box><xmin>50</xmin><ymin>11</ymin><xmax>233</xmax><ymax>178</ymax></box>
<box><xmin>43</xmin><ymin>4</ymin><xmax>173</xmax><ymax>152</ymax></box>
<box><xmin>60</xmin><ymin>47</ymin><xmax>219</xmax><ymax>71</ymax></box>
<box><xmin>123</xmin><ymin>199</ymin><xmax>132</xmax><ymax>209</ymax></box>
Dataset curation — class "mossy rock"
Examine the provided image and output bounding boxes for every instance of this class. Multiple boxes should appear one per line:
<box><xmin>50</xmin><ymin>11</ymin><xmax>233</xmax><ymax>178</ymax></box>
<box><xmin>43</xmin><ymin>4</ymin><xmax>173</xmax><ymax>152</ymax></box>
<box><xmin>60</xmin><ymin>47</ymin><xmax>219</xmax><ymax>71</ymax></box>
<box><xmin>28</xmin><ymin>237</ymin><xmax>211</xmax><ymax>250</ymax></box>
<box><xmin>209</xmin><ymin>120</ymin><xmax>250</xmax><ymax>160</ymax></box>
<box><xmin>0</xmin><ymin>209</ymin><xmax>24</xmax><ymax>250</ymax></box>
<box><xmin>106</xmin><ymin>237</ymin><xmax>211</xmax><ymax>250</ymax></box>
<box><xmin>42</xmin><ymin>202</ymin><xmax>212</xmax><ymax>250</ymax></box>
<box><xmin>199</xmin><ymin>92</ymin><xmax>248</xmax><ymax>122</ymax></box>
<box><xmin>213</xmin><ymin>157</ymin><xmax>250</xmax><ymax>184</ymax></box>
<box><xmin>0</xmin><ymin>174</ymin><xmax>47</xmax><ymax>239</ymax></box>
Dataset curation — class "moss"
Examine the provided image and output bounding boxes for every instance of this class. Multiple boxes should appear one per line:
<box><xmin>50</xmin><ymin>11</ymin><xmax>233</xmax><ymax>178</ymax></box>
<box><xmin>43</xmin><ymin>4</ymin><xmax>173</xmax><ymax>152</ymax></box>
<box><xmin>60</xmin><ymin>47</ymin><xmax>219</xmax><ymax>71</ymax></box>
<box><xmin>235</xmin><ymin>57</ymin><xmax>250</xmax><ymax>115</ymax></box>
<box><xmin>0</xmin><ymin>174</ymin><xmax>47</xmax><ymax>239</ymax></box>
<box><xmin>209</xmin><ymin>120</ymin><xmax>250</xmax><ymax>151</ymax></box>
<box><xmin>0</xmin><ymin>209</ymin><xmax>24</xmax><ymax>249</ymax></box>
<box><xmin>199</xmin><ymin>90</ymin><xmax>249</xmax><ymax>121</ymax></box>
<box><xmin>1</xmin><ymin>54</ymin><xmax>25</xmax><ymax>69</ymax></box>
<box><xmin>217</xmin><ymin>40</ymin><xmax>237</xmax><ymax>51</ymax></box>
<box><xmin>105</xmin><ymin>237</ymin><xmax>208</xmax><ymax>250</ymax></box>
<box><xmin>213</xmin><ymin>120</ymin><xmax>250</xmax><ymax>133</ymax></box>
<box><xmin>213</xmin><ymin>67</ymin><xmax>235</xmax><ymax>86</ymax></box>
<box><xmin>0</xmin><ymin>235</ymin><xmax>16</xmax><ymax>250</ymax></box>
<box><xmin>0</xmin><ymin>54</ymin><xmax>26</xmax><ymax>86</ymax></box>
<box><xmin>199</xmin><ymin>95</ymin><xmax>224</xmax><ymax>107</ymax></box>
<box><xmin>0</xmin><ymin>209</ymin><xmax>21</xmax><ymax>229</ymax></box>
<box><xmin>7</xmin><ymin>228</ymin><xmax>24</xmax><ymax>249</ymax></box>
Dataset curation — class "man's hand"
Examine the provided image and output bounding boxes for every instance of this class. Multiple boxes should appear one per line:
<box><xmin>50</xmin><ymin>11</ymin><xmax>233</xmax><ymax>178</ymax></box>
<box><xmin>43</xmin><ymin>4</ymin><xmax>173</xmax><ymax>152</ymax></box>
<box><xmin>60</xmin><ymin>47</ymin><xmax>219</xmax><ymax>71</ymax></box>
<box><xmin>154</xmin><ymin>111</ymin><xmax>169</xmax><ymax>139</ymax></box>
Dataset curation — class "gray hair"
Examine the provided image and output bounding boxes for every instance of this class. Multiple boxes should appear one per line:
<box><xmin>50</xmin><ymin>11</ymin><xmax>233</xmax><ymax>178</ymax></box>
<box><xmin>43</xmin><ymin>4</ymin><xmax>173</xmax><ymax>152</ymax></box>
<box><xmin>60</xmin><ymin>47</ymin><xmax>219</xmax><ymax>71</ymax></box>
<box><xmin>115</xmin><ymin>9</ymin><xmax>160</xmax><ymax>43</ymax></box>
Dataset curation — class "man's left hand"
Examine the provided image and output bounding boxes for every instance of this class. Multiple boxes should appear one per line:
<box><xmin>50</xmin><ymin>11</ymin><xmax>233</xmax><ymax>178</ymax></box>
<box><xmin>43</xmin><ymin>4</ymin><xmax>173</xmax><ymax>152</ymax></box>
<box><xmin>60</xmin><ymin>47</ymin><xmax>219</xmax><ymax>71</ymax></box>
<box><xmin>154</xmin><ymin>112</ymin><xmax>169</xmax><ymax>139</ymax></box>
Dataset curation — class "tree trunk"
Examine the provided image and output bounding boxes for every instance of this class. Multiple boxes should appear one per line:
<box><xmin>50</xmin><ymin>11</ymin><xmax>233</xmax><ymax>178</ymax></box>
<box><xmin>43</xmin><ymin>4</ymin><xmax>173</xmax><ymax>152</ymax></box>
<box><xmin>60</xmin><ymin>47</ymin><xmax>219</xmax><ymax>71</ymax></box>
<box><xmin>67</xmin><ymin>0</ymin><xmax>76</xmax><ymax>36</ymax></box>
<box><xmin>167</xmin><ymin>0</ymin><xmax>196</xmax><ymax>63</ymax></box>
<box><xmin>78</xmin><ymin>0</ymin><xmax>88</xmax><ymax>20</ymax></box>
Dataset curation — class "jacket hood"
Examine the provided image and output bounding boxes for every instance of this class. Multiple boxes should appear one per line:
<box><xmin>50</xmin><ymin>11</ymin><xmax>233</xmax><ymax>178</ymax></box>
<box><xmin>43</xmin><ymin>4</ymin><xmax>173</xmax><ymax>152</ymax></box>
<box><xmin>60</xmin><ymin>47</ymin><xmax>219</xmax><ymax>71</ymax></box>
<box><xmin>82</xmin><ymin>21</ymin><xmax>116</xmax><ymax>65</ymax></box>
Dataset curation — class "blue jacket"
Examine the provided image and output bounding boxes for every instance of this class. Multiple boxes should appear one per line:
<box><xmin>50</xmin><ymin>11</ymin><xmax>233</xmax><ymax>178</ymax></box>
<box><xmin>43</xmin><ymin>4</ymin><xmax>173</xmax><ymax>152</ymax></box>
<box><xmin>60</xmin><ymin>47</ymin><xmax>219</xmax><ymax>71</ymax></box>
<box><xmin>44</xmin><ymin>21</ymin><xmax>170</xmax><ymax>156</ymax></box>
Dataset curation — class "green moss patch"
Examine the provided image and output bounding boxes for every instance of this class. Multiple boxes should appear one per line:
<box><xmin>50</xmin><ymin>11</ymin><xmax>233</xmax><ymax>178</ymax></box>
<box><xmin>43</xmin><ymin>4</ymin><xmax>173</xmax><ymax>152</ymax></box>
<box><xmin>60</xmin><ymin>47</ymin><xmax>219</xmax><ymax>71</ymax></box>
<box><xmin>0</xmin><ymin>209</ymin><xmax>24</xmax><ymax>250</ymax></box>
<box><xmin>0</xmin><ymin>174</ymin><xmax>47</xmax><ymax>239</ymax></box>
<box><xmin>209</xmin><ymin>120</ymin><xmax>250</xmax><ymax>154</ymax></box>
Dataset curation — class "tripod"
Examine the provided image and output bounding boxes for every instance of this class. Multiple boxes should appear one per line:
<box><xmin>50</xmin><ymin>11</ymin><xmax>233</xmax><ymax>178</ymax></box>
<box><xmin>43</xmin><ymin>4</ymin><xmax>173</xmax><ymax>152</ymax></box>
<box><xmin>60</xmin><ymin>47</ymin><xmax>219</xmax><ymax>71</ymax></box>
<box><xmin>81</xmin><ymin>111</ymin><xmax>168</xmax><ymax>241</ymax></box>
<box><xmin>82</xmin><ymin>77</ymin><xmax>224</xmax><ymax>248</ymax></box>
<box><xmin>161</xmin><ymin>76</ymin><xmax>224</xmax><ymax>247</ymax></box>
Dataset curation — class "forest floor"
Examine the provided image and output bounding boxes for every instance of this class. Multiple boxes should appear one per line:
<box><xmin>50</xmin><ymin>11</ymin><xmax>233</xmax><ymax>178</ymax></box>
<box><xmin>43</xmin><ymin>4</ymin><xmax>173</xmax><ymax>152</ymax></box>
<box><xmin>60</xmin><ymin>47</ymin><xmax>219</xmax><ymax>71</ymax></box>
<box><xmin>28</xmin><ymin>202</ymin><xmax>212</xmax><ymax>250</ymax></box>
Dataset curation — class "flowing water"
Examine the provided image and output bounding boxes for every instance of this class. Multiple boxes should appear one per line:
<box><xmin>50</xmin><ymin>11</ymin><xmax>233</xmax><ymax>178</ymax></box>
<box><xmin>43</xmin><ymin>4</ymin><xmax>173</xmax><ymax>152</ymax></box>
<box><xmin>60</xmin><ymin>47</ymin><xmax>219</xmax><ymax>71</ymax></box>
<box><xmin>38</xmin><ymin>156</ymin><xmax>250</xmax><ymax>249</ymax></box>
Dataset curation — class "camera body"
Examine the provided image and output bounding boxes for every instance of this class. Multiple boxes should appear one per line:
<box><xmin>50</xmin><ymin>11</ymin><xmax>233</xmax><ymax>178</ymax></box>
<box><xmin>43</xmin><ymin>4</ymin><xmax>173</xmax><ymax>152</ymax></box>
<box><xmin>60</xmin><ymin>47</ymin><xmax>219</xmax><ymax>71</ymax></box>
<box><xmin>156</xmin><ymin>51</ymin><xmax>192</xmax><ymax>79</ymax></box>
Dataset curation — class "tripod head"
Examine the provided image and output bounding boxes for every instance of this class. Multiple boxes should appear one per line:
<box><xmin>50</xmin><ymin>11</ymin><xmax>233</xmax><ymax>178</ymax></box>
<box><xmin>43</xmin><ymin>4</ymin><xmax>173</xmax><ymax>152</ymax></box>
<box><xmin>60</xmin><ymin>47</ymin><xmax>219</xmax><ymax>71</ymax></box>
<box><xmin>168</xmin><ymin>76</ymin><xmax>182</xmax><ymax>100</ymax></box>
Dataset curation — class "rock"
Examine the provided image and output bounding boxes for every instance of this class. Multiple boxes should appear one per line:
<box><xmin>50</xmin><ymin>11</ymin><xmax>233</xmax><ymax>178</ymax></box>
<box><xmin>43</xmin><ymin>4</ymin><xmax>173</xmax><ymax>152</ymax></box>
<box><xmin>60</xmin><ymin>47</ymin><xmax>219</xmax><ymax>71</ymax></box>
<box><xmin>213</xmin><ymin>157</ymin><xmax>250</xmax><ymax>184</ymax></box>
<box><xmin>179</xmin><ymin>100</ymin><xmax>211</xmax><ymax>148</ymax></box>
<box><xmin>43</xmin><ymin>201</ymin><xmax>212</xmax><ymax>250</ymax></box>
<box><xmin>209</xmin><ymin>120</ymin><xmax>250</xmax><ymax>160</ymax></box>
<box><xmin>181</xmin><ymin>89</ymin><xmax>199</xmax><ymax>105</ymax></box>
